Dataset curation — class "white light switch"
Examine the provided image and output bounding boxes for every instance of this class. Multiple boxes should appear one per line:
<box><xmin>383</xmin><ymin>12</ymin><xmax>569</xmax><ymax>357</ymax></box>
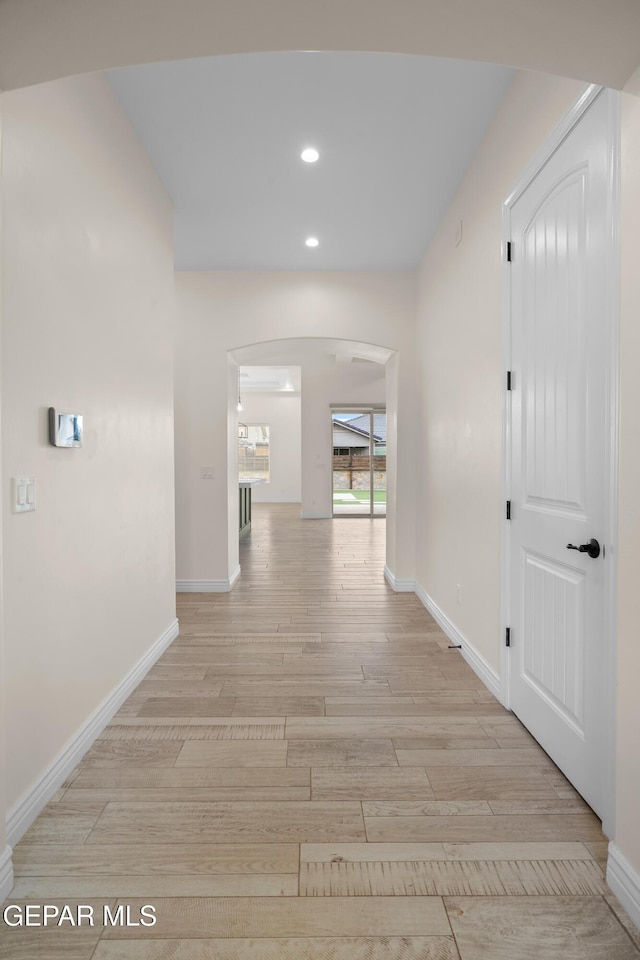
<box><xmin>13</xmin><ymin>477</ymin><xmax>36</xmax><ymax>513</ymax></box>
<box><xmin>200</xmin><ymin>466</ymin><xmax>214</xmax><ymax>480</ymax></box>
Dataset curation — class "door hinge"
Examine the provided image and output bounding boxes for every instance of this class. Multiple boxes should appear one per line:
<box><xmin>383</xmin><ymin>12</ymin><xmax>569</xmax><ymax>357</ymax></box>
<box><xmin>506</xmin><ymin>241</ymin><xmax>513</xmax><ymax>262</ymax></box>
<box><xmin>507</xmin><ymin>370</ymin><xmax>513</xmax><ymax>391</ymax></box>
<box><xmin>506</xmin><ymin>500</ymin><xmax>511</xmax><ymax>520</ymax></box>
<box><xmin>505</xmin><ymin>627</ymin><xmax>511</xmax><ymax>647</ymax></box>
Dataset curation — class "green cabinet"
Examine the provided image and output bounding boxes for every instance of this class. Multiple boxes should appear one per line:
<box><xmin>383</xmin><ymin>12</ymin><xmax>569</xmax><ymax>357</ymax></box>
<box><xmin>239</xmin><ymin>484</ymin><xmax>252</xmax><ymax>536</ymax></box>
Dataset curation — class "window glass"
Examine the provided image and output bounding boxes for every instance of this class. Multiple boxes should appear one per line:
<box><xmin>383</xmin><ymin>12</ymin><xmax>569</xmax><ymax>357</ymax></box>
<box><xmin>239</xmin><ymin>423</ymin><xmax>270</xmax><ymax>481</ymax></box>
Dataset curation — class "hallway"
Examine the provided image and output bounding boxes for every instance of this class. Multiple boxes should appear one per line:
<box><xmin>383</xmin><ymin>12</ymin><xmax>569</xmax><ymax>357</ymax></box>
<box><xmin>2</xmin><ymin>503</ymin><xmax>639</xmax><ymax>958</ymax></box>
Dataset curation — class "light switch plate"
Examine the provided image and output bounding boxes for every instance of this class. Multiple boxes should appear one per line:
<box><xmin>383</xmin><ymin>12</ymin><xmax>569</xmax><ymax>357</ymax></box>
<box><xmin>12</xmin><ymin>477</ymin><xmax>36</xmax><ymax>513</ymax></box>
<box><xmin>200</xmin><ymin>466</ymin><xmax>214</xmax><ymax>479</ymax></box>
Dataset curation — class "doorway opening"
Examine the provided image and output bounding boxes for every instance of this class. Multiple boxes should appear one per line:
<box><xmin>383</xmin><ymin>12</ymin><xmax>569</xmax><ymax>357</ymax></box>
<box><xmin>332</xmin><ymin>408</ymin><xmax>387</xmax><ymax>517</ymax></box>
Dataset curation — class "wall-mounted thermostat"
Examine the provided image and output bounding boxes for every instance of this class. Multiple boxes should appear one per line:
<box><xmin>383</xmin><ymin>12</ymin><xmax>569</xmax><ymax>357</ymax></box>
<box><xmin>49</xmin><ymin>408</ymin><xmax>83</xmax><ymax>448</ymax></box>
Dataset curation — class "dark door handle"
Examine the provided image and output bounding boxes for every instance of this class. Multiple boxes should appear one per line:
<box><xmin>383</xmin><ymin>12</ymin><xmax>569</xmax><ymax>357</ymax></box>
<box><xmin>566</xmin><ymin>538</ymin><xmax>601</xmax><ymax>559</ymax></box>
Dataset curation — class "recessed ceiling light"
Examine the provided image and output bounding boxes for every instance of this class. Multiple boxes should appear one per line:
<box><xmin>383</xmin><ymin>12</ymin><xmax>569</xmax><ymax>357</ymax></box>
<box><xmin>301</xmin><ymin>147</ymin><xmax>319</xmax><ymax>163</ymax></box>
<box><xmin>305</xmin><ymin>237</ymin><xmax>319</xmax><ymax>248</ymax></box>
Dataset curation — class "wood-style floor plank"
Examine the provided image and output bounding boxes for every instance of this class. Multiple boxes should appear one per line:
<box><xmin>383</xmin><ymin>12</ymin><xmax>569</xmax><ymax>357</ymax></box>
<box><xmin>325</xmin><ymin>701</ymin><xmax>507</xmax><ymax>717</ymax></box>
<box><xmin>174</xmin><ymin>741</ymin><xmax>288</xmax><ymax>766</ymax></box>
<box><xmin>299</xmin><ymin>858</ymin><xmax>608</xmax><ymax>897</ymax></box>
<box><xmin>13</xmin><ymin>842</ymin><xmax>299</xmax><ymax>875</ymax></box>
<box><xmin>220</xmin><ymin>680</ymin><xmax>392</xmax><ymax>697</ymax></box>
<box><xmin>87</xmin><ymin>801</ymin><xmax>366</xmax><ymax>843</ymax></box>
<box><xmin>364</xmin><ymin>814</ymin><xmax>605</xmax><ymax>844</ymax></box>
<box><xmin>443</xmin><ymin>896</ymin><xmax>639</xmax><ymax>959</ymax></box>
<box><xmin>99</xmin><ymin>896</ymin><xmax>452</xmax><ymax>939</ymax></box>
<box><xmin>0</xmin><ymin>900</ymin><xmax>116</xmax><ymax>960</ymax></box>
<box><xmin>312</xmin><ymin>767</ymin><xmax>434</xmax><ymax>800</ymax></box>
<box><xmin>285</xmin><ymin>717</ymin><xmax>488</xmax><ymax>739</ymax></box>
<box><xmin>362</xmin><ymin>801</ymin><xmax>493</xmax><ymax>817</ymax></box>
<box><xmin>92</xmin><ymin>937</ymin><xmax>462</xmax><ymax>960</ymax></box>
<box><xmin>287</xmin><ymin>739</ymin><xmax>398</xmax><ymax>767</ymax></box>
<box><xmin>232</xmin><ymin>697</ymin><xmax>325</xmax><ymax>716</ymax></box>
<box><xmin>136</xmin><ymin>697</ymin><xmax>237</xmax><ymax>717</ymax></box>
<box><xmin>19</xmin><ymin>802</ymin><xmax>106</xmax><ymax>844</ymax></box>
<box><xmin>10</xmin><ymin>874</ymin><xmax>300</xmax><ymax>898</ymax></box>
<box><xmin>99</xmin><ymin>720</ymin><xmax>286</xmax><ymax>740</ymax></box>
<box><xmin>69</xmin><ymin>766</ymin><xmax>309</xmax><ymax>791</ymax></box>
<box><xmin>396</xmin><ymin>748</ymin><xmax>554</xmax><ymax>767</ymax></box>
<box><xmin>425</xmin><ymin>767</ymin><xmax>560</xmax><ymax>800</ymax></box>
<box><xmin>77</xmin><ymin>741</ymin><xmax>183</xmax><ymax>766</ymax></box>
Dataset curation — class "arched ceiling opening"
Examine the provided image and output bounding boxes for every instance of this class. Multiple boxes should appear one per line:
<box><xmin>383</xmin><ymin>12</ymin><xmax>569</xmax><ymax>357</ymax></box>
<box><xmin>230</xmin><ymin>337</ymin><xmax>395</xmax><ymax>367</ymax></box>
<box><xmin>1</xmin><ymin>0</ymin><xmax>640</xmax><ymax>93</ymax></box>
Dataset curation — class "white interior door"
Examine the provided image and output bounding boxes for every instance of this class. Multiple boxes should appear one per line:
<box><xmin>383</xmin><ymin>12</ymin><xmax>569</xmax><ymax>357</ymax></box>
<box><xmin>507</xmin><ymin>90</ymin><xmax>613</xmax><ymax>818</ymax></box>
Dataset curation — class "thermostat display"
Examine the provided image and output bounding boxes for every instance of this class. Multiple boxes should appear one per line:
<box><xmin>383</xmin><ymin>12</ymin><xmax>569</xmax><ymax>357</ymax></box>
<box><xmin>49</xmin><ymin>408</ymin><xmax>83</xmax><ymax>448</ymax></box>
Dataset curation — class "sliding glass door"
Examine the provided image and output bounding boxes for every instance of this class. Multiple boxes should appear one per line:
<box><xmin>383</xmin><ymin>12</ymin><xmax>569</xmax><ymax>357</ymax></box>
<box><xmin>331</xmin><ymin>409</ymin><xmax>386</xmax><ymax>517</ymax></box>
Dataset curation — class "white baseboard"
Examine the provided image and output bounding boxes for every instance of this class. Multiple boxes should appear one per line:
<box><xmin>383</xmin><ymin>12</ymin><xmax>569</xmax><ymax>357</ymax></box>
<box><xmin>0</xmin><ymin>844</ymin><xmax>14</xmax><ymax>901</ymax></box>
<box><xmin>6</xmin><ymin>618</ymin><xmax>179</xmax><ymax>848</ymax></box>
<box><xmin>177</xmin><ymin>566</ymin><xmax>241</xmax><ymax>593</ymax></box>
<box><xmin>414</xmin><ymin>583</ymin><xmax>501</xmax><ymax>701</ymax></box>
<box><xmin>300</xmin><ymin>512</ymin><xmax>331</xmax><ymax>519</ymax></box>
<box><xmin>607</xmin><ymin>843</ymin><xmax>640</xmax><ymax>931</ymax></box>
<box><xmin>384</xmin><ymin>565</ymin><xmax>416</xmax><ymax>592</ymax></box>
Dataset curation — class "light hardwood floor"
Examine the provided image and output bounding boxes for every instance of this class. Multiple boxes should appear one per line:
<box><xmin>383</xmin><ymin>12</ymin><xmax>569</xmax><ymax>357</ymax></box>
<box><xmin>3</xmin><ymin>503</ymin><xmax>639</xmax><ymax>958</ymax></box>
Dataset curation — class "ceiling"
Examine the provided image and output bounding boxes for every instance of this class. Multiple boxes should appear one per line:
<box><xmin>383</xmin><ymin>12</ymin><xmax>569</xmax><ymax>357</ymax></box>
<box><xmin>106</xmin><ymin>51</ymin><xmax>514</xmax><ymax>270</ymax></box>
<box><xmin>239</xmin><ymin>366</ymin><xmax>301</xmax><ymax>394</ymax></box>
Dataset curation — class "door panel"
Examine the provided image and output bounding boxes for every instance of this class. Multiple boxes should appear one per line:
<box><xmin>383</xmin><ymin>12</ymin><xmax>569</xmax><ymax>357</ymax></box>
<box><xmin>523</xmin><ymin>170</ymin><xmax>587</xmax><ymax>514</ymax></box>
<box><xmin>508</xmin><ymin>90</ymin><xmax>611</xmax><ymax>817</ymax></box>
<box><xmin>522</xmin><ymin>551</ymin><xmax>585</xmax><ymax>733</ymax></box>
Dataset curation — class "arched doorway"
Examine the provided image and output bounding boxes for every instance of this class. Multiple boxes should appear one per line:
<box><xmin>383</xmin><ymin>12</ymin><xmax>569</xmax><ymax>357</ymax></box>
<box><xmin>225</xmin><ymin>337</ymin><xmax>398</xmax><ymax>583</ymax></box>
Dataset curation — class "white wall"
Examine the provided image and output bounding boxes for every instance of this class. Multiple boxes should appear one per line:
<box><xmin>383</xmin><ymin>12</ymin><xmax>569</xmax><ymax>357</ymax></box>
<box><xmin>613</xmin><ymin>89</ymin><xmax>640</xmax><ymax>903</ymax></box>
<box><xmin>174</xmin><ymin>271</ymin><xmax>416</xmax><ymax>585</ymax></box>
<box><xmin>1</xmin><ymin>74</ymin><xmax>176</xmax><ymax>827</ymax></box>
<box><xmin>0</xmin><ymin>90</ymin><xmax>11</xmax><ymax>899</ymax></box>
<box><xmin>415</xmin><ymin>70</ymin><xmax>586</xmax><ymax>674</ymax></box>
<box><xmin>239</xmin><ymin>392</ymin><xmax>302</xmax><ymax>503</ymax></box>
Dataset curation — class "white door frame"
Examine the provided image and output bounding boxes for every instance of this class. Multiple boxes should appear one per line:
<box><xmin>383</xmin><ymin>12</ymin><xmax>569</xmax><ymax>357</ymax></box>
<box><xmin>500</xmin><ymin>84</ymin><xmax>620</xmax><ymax>837</ymax></box>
